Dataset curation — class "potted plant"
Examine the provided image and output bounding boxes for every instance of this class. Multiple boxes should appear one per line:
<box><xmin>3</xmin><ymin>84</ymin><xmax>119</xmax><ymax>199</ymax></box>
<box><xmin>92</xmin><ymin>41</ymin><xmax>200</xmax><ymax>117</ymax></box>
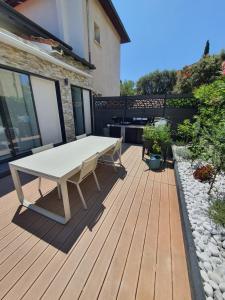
<box><xmin>143</xmin><ymin>124</ymin><xmax>172</xmax><ymax>169</ymax></box>
<box><xmin>149</xmin><ymin>141</ymin><xmax>162</xmax><ymax>170</ymax></box>
<box><xmin>142</xmin><ymin>125</ymin><xmax>155</xmax><ymax>158</ymax></box>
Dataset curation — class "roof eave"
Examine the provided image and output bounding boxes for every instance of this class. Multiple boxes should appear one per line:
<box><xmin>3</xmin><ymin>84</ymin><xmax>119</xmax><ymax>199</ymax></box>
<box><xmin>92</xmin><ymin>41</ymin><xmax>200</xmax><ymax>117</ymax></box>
<box><xmin>98</xmin><ymin>0</ymin><xmax>130</xmax><ymax>44</ymax></box>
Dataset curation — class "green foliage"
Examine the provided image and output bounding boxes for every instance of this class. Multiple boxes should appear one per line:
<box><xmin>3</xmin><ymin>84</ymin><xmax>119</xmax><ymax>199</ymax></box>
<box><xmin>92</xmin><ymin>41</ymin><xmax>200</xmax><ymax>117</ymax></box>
<box><xmin>191</xmin><ymin>121</ymin><xmax>225</xmax><ymax>171</ymax></box>
<box><xmin>152</xmin><ymin>142</ymin><xmax>161</xmax><ymax>154</ymax></box>
<box><xmin>208</xmin><ymin>199</ymin><xmax>225</xmax><ymax>227</ymax></box>
<box><xmin>194</xmin><ymin>77</ymin><xmax>225</xmax><ymax>109</ymax></box>
<box><xmin>136</xmin><ymin>70</ymin><xmax>177</xmax><ymax>95</ymax></box>
<box><xmin>177</xmin><ymin>119</ymin><xmax>194</xmax><ymax>143</ymax></box>
<box><xmin>174</xmin><ymin>55</ymin><xmax>222</xmax><ymax>94</ymax></box>
<box><xmin>143</xmin><ymin>125</ymin><xmax>157</xmax><ymax>141</ymax></box>
<box><xmin>143</xmin><ymin>125</ymin><xmax>172</xmax><ymax>156</ymax></box>
<box><xmin>166</xmin><ymin>97</ymin><xmax>197</xmax><ymax>108</ymax></box>
<box><xmin>189</xmin><ymin>77</ymin><xmax>225</xmax><ymax>193</ymax></box>
<box><xmin>120</xmin><ymin>80</ymin><xmax>136</xmax><ymax>96</ymax></box>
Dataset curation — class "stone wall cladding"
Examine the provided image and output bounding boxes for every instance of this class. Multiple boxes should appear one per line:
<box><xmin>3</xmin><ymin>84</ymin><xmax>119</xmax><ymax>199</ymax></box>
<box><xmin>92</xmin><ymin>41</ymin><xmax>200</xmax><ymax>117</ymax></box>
<box><xmin>0</xmin><ymin>41</ymin><xmax>93</xmax><ymax>142</ymax></box>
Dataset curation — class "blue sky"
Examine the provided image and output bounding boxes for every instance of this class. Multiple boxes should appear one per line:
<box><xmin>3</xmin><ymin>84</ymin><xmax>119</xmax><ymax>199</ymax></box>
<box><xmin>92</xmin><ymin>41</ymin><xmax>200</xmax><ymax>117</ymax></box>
<box><xmin>113</xmin><ymin>0</ymin><xmax>225</xmax><ymax>82</ymax></box>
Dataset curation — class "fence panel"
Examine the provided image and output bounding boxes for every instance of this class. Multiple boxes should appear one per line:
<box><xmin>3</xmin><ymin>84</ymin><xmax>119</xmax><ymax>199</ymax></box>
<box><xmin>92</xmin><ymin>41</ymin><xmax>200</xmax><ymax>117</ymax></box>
<box><xmin>93</xmin><ymin>94</ymin><xmax>198</xmax><ymax>135</ymax></box>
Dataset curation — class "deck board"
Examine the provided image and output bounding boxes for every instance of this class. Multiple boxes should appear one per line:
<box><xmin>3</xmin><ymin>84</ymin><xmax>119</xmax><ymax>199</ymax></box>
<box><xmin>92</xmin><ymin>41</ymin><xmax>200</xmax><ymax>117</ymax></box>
<box><xmin>154</xmin><ymin>183</ymin><xmax>172</xmax><ymax>300</ymax></box>
<box><xmin>0</xmin><ymin>144</ymin><xmax>191</xmax><ymax>300</ymax></box>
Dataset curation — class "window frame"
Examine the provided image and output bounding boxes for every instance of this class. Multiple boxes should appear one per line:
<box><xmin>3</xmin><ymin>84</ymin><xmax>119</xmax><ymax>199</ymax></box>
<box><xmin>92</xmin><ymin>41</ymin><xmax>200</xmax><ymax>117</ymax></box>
<box><xmin>94</xmin><ymin>22</ymin><xmax>101</xmax><ymax>45</ymax></box>
<box><xmin>71</xmin><ymin>85</ymin><xmax>86</xmax><ymax>137</ymax></box>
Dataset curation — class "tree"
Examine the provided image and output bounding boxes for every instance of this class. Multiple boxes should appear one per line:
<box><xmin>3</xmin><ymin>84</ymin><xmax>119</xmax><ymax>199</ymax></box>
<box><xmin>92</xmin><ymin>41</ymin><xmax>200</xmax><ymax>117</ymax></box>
<box><xmin>136</xmin><ymin>70</ymin><xmax>177</xmax><ymax>95</ymax></box>
<box><xmin>120</xmin><ymin>80</ymin><xmax>136</xmax><ymax>96</ymax></box>
<box><xmin>203</xmin><ymin>40</ymin><xmax>210</xmax><ymax>57</ymax></box>
<box><xmin>174</xmin><ymin>55</ymin><xmax>222</xmax><ymax>94</ymax></box>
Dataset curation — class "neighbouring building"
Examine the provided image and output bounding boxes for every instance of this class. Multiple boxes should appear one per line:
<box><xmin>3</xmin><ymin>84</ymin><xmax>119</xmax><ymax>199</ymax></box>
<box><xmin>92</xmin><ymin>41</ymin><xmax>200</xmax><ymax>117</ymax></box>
<box><xmin>0</xmin><ymin>0</ymin><xmax>130</xmax><ymax>174</ymax></box>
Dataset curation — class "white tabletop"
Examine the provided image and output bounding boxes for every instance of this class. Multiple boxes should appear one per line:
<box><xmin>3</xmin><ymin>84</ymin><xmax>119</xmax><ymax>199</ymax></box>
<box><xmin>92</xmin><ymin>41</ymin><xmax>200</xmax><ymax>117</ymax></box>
<box><xmin>9</xmin><ymin>136</ymin><xmax>118</xmax><ymax>180</ymax></box>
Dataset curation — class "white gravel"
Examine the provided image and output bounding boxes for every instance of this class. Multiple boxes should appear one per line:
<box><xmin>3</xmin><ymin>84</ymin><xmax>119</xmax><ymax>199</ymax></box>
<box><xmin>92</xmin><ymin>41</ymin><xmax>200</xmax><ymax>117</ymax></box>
<box><xmin>177</xmin><ymin>160</ymin><xmax>225</xmax><ymax>300</ymax></box>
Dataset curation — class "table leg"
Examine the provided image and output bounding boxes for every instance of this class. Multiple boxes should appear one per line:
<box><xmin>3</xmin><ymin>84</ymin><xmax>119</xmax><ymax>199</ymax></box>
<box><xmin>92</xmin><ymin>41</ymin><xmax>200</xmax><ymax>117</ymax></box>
<box><xmin>9</xmin><ymin>165</ymin><xmax>71</xmax><ymax>224</ymax></box>
<box><xmin>119</xmin><ymin>147</ymin><xmax>122</xmax><ymax>166</ymax></box>
<box><xmin>60</xmin><ymin>180</ymin><xmax>71</xmax><ymax>223</ymax></box>
<box><xmin>9</xmin><ymin>165</ymin><xmax>24</xmax><ymax>204</ymax></box>
<box><xmin>121</xmin><ymin>127</ymin><xmax>126</xmax><ymax>141</ymax></box>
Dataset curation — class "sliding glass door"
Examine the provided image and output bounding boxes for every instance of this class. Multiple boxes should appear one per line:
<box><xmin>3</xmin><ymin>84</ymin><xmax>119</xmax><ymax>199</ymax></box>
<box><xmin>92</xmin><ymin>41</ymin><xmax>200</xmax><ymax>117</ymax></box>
<box><xmin>71</xmin><ymin>86</ymin><xmax>85</xmax><ymax>137</ymax></box>
<box><xmin>0</xmin><ymin>113</ymin><xmax>11</xmax><ymax>161</ymax></box>
<box><xmin>0</xmin><ymin>68</ymin><xmax>41</xmax><ymax>161</ymax></box>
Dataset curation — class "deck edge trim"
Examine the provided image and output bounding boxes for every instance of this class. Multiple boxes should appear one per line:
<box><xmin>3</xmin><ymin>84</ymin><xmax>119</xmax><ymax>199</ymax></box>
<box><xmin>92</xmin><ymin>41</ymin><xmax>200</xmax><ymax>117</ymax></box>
<box><xmin>174</xmin><ymin>162</ymin><xmax>205</xmax><ymax>300</ymax></box>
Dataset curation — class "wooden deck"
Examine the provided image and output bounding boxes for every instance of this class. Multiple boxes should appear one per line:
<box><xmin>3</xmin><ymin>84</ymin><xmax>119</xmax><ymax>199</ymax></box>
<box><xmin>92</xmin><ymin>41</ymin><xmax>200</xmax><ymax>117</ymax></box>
<box><xmin>0</xmin><ymin>144</ymin><xmax>191</xmax><ymax>300</ymax></box>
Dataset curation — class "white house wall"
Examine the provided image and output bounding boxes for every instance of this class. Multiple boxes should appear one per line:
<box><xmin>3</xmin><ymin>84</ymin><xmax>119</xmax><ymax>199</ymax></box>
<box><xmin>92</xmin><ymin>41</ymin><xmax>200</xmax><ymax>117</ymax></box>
<box><xmin>16</xmin><ymin>0</ymin><xmax>89</xmax><ymax>61</ymax></box>
<box><xmin>16</xmin><ymin>0</ymin><xmax>60</xmax><ymax>38</ymax></box>
<box><xmin>15</xmin><ymin>0</ymin><xmax>122</xmax><ymax>96</ymax></box>
<box><xmin>89</xmin><ymin>0</ymin><xmax>121</xmax><ymax>96</ymax></box>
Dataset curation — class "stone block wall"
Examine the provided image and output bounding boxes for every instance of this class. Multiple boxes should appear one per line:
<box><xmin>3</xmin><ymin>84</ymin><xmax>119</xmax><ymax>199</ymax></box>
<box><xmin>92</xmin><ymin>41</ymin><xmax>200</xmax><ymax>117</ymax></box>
<box><xmin>0</xmin><ymin>41</ymin><xmax>93</xmax><ymax>141</ymax></box>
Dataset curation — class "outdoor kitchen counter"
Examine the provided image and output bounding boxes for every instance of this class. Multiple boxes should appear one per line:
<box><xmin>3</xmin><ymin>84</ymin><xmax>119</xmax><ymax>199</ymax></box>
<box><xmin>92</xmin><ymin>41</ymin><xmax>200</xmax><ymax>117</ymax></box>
<box><xmin>107</xmin><ymin>123</ymin><xmax>145</xmax><ymax>144</ymax></box>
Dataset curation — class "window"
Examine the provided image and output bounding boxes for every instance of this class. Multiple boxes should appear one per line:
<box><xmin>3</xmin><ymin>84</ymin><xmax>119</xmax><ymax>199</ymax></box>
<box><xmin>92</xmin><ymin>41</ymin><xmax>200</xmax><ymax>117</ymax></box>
<box><xmin>94</xmin><ymin>22</ymin><xmax>100</xmax><ymax>45</ymax></box>
<box><xmin>71</xmin><ymin>86</ymin><xmax>92</xmax><ymax>138</ymax></box>
<box><xmin>0</xmin><ymin>68</ymin><xmax>41</xmax><ymax>161</ymax></box>
<box><xmin>71</xmin><ymin>86</ymin><xmax>85</xmax><ymax>137</ymax></box>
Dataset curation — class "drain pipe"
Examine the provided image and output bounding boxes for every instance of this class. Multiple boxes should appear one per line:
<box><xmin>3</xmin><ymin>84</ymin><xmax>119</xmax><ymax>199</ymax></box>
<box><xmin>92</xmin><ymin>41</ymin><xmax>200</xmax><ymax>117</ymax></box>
<box><xmin>86</xmin><ymin>0</ymin><xmax>92</xmax><ymax>63</ymax></box>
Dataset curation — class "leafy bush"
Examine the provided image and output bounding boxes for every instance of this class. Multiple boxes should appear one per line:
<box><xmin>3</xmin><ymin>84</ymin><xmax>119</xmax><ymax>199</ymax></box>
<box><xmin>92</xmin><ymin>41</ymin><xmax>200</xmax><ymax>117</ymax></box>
<box><xmin>193</xmin><ymin>165</ymin><xmax>214</xmax><ymax>182</ymax></box>
<box><xmin>208</xmin><ymin>199</ymin><xmax>225</xmax><ymax>227</ymax></box>
<box><xmin>143</xmin><ymin>125</ymin><xmax>172</xmax><ymax>157</ymax></box>
<box><xmin>143</xmin><ymin>125</ymin><xmax>171</xmax><ymax>144</ymax></box>
<box><xmin>166</xmin><ymin>97</ymin><xmax>197</xmax><ymax>108</ymax></box>
<box><xmin>177</xmin><ymin>119</ymin><xmax>194</xmax><ymax>144</ymax></box>
<box><xmin>174</xmin><ymin>146</ymin><xmax>192</xmax><ymax>160</ymax></box>
<box><xmin>194</xmin><ymin>77</ymin><xmax>225</xmax><ymax>129</ymax></box>
<box><xmin>190</xmin><ymin>77</ymin><xmax>225</xmax><ymax>193</ymax></box>
<box><xmin>174</xmin><ymin>55</ymin><xmax>222</xmax><ymax>94</ymax></box>
<box><xmin>152</xmin><ymin>142</ymin><xmax>161</xmax><ymax>154</ymax></box>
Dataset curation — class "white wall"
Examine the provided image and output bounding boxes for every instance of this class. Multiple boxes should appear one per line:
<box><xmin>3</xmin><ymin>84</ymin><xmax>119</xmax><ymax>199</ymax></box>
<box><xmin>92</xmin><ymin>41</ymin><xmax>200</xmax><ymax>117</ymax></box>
<box><xmin>16</xmin><ymin>0</ymin><xmax>122</xmax><ymax>96</ymax></box>
<box><xmin>16</xmin><ymin>0</ymin><xmax>89</xmax><ymax>60</ymax></box>
<box><xmin>16</xmin><ymin>0</ymin><xmax>60</xmax><ymax>38</ymax></box>
<box><xmin>55</xmin><ymin>0</ymin><xmax>89</xmax><ymax>60</ymax></box>
<box><xmin>88</xmin><ymin>0</ymin><xmax>121</xmax><ymax>96</ymax></box>
<box><xmin>30</xmin><ymin>76</ymin><xmax>62</xmax><ymax>145</ymax></box>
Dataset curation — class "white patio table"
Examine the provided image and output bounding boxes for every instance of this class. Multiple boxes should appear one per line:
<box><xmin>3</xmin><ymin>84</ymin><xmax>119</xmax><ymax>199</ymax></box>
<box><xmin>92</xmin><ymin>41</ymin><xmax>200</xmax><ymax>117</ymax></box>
<box><xmin>9</xmin><ymin>136</ymin><xmax>119</xmax><ymax>224</ymax></box>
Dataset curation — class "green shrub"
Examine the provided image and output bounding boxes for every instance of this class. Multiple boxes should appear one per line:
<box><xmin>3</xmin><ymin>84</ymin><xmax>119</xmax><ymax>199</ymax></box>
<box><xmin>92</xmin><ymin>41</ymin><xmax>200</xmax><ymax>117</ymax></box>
<box><xmin>143</xmin><ymin>125</ymin><xmax>172</xmax><ymax>157</ymax></box>
<box><xmin>177</xmin><ymin>119</ymin><xmax>194</xmax><ymax>144</ymax></box>
<box><xmin>174</xmin><ymin>55</ymin><xmax>222</xmax><ymax>94</ymax></box>
<box><xmin>152</xmin><ymin>142</ymin><xmax>161</xmax><ymax>154</ymax></box>
<box><xmin>190</xmin><ymin>77</ymin><xmax>225</xmax><ymax>193</ymax></box>
<box><xmin>208</xmin><ymin>199</ymin><xmax>225</xmax><ymax>227</ymax></box>
<box><xmin>166</xmin><ymin>97</ymin><xmax>197</xmax><ymax>108</ymax></box>
<box><xmin>143</xmin><ymin>125</ymin><xmax>171</xmax><ymax>145</ymax></box>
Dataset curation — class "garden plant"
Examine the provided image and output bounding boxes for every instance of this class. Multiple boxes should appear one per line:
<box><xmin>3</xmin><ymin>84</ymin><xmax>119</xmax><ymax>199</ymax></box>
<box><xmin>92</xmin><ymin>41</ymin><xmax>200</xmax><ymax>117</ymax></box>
<box><xmin>143</xmin><ymin>124</ymin><xmax>172</xmax><ymax>160</ymax></box>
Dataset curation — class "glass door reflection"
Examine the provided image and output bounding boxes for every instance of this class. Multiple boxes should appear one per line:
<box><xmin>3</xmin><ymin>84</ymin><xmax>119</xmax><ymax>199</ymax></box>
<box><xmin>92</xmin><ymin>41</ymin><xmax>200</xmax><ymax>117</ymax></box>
<box><xmin>71</xmin><ymin>86</ymin><xmax>85</xmax><ymax>137</ymax></box>
<box><xmin>0</xmin><ymin>68</ymin><xmax>41</xmax><ymax>160</ymax></box>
